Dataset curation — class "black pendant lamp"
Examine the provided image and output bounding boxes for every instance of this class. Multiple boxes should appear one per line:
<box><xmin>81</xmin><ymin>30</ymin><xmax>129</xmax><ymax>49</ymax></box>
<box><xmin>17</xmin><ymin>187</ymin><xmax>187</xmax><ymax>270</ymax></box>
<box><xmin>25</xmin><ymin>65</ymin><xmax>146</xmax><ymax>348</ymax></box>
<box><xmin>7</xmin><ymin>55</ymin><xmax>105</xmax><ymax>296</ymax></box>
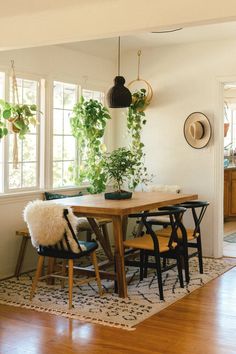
<box><xmin>107</xmin><ymin>37</ymin><xmax>132</xmax><ymax>108</ymax></box>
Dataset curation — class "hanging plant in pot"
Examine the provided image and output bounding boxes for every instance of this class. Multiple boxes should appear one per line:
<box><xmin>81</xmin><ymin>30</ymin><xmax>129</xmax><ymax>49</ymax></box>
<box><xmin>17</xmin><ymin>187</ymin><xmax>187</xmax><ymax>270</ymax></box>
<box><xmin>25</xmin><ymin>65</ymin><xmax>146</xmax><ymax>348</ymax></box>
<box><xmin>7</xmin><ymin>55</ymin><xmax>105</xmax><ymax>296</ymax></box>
<box><xmin>0</xmin><ymin>61</ymin><xmax>41</xmax><ymax>168</ymax></box>
<box><xmin>102</xmin><ymin>147</ymin><xmax>141</xmax><ymax>200</ymax></box>
<box><xmin>70</xmin><ymin>96</ymin><xmax>111</xmax><ymax>194</ymax></box>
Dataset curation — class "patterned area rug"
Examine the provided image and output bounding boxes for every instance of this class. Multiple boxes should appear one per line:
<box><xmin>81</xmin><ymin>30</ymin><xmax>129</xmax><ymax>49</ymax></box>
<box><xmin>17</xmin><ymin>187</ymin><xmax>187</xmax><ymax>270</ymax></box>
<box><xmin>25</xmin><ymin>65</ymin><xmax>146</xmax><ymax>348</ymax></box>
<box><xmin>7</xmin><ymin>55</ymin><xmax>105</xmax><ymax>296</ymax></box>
<box><xmin>0</xmin><ymin>258</ymin><xmax>235</xmax><ymax>331</ymax></box>
<box><xmin>224</xmin><ymin>233</ymin><xmax>236</xmax><ymax>243</ymax></box>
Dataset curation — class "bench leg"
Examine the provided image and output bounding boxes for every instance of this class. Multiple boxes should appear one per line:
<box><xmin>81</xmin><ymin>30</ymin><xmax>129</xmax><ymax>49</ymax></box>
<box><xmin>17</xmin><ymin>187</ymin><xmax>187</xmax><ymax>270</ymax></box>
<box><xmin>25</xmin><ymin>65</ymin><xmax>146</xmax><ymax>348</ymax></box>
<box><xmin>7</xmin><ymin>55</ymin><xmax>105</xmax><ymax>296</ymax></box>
<box><xmin>14</xmin><ymin>237</ymin><xmax>29</xmax><ymax>278</ymax></box>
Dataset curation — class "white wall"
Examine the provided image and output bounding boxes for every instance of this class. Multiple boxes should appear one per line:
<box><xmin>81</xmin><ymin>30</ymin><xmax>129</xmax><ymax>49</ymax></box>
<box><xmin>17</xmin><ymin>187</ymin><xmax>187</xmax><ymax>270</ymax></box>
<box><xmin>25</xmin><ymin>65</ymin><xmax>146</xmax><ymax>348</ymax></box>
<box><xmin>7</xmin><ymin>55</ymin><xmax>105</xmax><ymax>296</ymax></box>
<box><xmin>115</xmin><ymin>39</ymin><xmax>236</xmax><ymax>257</ymax></box>
<box><xmin>0</xmin><ymin>45</ymin><xmax>115</xmax><ymax>278</ymax></box>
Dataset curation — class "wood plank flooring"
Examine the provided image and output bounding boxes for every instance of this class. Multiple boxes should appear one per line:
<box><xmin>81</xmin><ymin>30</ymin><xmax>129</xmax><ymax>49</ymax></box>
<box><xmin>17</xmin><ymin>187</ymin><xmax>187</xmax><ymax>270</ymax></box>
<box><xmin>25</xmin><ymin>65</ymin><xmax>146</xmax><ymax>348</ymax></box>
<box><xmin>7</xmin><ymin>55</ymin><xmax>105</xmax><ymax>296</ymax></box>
<box><xmin>1</xmin><ymin>264</ymin><xmax>236</xmax><ymax>354</ymax></box>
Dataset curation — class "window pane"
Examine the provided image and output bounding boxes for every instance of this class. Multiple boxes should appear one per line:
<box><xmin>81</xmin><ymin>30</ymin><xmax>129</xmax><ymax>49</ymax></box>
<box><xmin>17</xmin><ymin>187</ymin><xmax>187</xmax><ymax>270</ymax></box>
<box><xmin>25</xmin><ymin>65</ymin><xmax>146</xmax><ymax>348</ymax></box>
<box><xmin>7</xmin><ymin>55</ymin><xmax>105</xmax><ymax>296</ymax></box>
<box><xmin>22</xmin><ymin>163</ymin><xmax>37</xmax><ymax>187</ymax></box>
<box><xmin>22</xmin><ymin>135</ymin><xmax>37</xmax><ymax>161</ymax></box>
<box><xmin>7</xmin><ymin>77</ymin><xmax>39</xmax><ymax>190</ymax></box>
<box><xmin>8</xmin><ymin>135</ymin><xmax>22</xmax><ymax>163</ymax></box>
<box><xmin>23</xmin><ymin>80</ymin><xmax>37</xmax><ymax>104</ymax></box>
<box><xmin>53</xmin><ymin>82</ymin><xmax>63</xmax><ymax>109</ymax></box>
<box><xmin>9</xmin><ymin>164</ymin><xmax>21</xmax><ymax>189</ymax></box>
<box><xmin>53</xmin><ymin>109</ymin><xmax>63</xmax><ymax>134</ymax></box>
<box><xmin>52</xmin><ymin>81</ymin><xmax>77</xmax><ymax>188</ymax></box>
<box><xmin>64</xmin><ymin>84</ymin><xmax>76</xmax><ymax>109</ymax></box>
<box><xmin>53</xmin><ymin>161</ymin><xmax>62</xmax><ymax>188</ymax></box>
<box><xmin>53</xmin><ymin>136</ymin><xmax>63</xmax><ymax>161</ymax></box>
<box><xmin>63</xmin><ymin>110</ymin><xmax>73</xmax><ymax>135</ymax></box>
<box><xmin>62</xmin><ymin>161</ymin><xmax>73</xmax><ymax>186</ymax></box>
<box><xmin>63</xmin><ymin>136</ymin><xmax>75</xmax><ymax>160</ymax></box>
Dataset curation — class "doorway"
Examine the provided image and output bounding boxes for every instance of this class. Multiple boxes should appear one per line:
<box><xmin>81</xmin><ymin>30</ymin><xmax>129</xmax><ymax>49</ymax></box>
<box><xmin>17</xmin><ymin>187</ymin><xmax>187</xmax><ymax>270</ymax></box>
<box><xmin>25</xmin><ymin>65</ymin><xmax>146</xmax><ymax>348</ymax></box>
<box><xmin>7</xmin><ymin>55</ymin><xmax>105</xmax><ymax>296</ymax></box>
<box><xmin>223</xmin><ymin>83</ymin><xmax>236</xmax><ymax>257</ymax></box>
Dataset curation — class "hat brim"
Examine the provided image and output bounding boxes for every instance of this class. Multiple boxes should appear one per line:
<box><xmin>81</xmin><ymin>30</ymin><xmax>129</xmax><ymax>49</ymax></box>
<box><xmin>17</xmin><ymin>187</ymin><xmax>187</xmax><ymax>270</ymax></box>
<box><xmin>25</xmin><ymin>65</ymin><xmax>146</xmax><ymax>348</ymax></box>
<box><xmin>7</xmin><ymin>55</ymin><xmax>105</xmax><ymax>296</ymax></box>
<box><xmin>184</xmin><ymin>112</ymin><xmax>212</xmax><ymax>149</ymax></box>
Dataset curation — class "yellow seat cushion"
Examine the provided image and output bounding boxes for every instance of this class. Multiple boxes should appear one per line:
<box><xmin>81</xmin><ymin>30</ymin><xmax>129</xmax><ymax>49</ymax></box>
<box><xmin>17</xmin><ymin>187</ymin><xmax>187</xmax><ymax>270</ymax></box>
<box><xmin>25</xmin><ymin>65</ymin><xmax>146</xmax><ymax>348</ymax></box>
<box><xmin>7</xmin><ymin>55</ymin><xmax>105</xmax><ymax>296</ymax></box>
<box><xmin>123</xmin><ymin>234</ymin><xmax>177</xmax><ymax>252</ymax></box>
<box><xmin>156</xmin><ymin>227</ymin><xmax>199</xmax><ymax>241</ymax></box>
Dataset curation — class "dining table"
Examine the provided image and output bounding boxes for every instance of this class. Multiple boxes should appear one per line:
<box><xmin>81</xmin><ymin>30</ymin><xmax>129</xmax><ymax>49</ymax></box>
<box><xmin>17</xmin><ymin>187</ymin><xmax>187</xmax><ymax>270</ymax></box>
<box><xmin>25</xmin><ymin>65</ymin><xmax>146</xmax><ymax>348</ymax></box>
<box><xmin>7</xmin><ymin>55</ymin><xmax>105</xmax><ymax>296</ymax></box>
<box><xmin>53</xmin><ymin>191</ymin><xmax>198</xmax><ymax>298</ymax></box>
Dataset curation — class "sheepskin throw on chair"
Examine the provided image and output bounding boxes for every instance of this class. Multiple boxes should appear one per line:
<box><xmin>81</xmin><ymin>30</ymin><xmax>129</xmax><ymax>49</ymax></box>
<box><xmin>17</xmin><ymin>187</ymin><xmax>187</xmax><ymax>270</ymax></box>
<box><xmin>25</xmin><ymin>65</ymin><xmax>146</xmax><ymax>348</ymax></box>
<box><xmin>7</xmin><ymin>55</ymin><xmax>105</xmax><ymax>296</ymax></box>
<box><xmin>24</xmin><ymin>200</ymin><xmax>85</xmax><ymax>253</ymax></box>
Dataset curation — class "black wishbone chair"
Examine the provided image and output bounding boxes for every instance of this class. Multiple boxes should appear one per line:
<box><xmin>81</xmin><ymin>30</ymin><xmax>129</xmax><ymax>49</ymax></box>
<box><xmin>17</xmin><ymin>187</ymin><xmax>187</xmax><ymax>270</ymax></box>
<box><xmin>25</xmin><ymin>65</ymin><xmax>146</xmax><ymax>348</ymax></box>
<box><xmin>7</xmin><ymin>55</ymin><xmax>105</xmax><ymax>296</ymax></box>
<box><xmin>123</xmin><ymin>206</ymin><xmax>187</xmax><ymax>301</ymax></box>
<box><xmin>157</xmin><ymin>201</ymin><xmax>209</xmax><ymax>278</ymax></box>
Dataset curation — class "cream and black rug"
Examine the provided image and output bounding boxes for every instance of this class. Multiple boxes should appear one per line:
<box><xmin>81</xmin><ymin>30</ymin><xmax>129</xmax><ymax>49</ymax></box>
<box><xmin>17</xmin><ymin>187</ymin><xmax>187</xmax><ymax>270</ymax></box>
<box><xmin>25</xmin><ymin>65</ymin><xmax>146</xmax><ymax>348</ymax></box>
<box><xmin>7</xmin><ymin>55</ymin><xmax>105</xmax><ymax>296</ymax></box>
<box><xmin>0</xmin><ymin>258</ymin><xmax>235</xmax><ymax>330</ymax></box>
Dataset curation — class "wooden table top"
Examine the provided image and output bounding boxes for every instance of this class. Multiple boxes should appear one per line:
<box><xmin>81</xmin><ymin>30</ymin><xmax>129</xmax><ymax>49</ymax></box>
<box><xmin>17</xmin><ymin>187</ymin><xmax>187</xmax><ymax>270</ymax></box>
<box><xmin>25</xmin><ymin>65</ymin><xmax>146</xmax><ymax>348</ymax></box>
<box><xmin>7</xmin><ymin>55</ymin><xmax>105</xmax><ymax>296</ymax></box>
<box><xmin>52</xmin><ymin>191</ymin><xmax>198</xmax><ymax>217</ymax></box>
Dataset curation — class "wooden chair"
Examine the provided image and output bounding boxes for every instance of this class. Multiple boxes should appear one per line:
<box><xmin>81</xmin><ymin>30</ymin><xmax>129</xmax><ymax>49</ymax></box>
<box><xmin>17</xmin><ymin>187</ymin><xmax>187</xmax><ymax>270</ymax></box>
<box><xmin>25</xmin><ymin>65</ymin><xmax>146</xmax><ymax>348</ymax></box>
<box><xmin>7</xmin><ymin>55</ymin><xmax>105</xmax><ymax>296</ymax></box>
<box><xmin>123</xmin><ymin>206</ymin><xmax>187</xmax><ymax>300</ymax></box>
<box><xmin>156</xmin><ymin>201</ymin><xmax>209</xmax><ymax>279</ymax></box>
<box><xmin>25</xmin><ymin>205</ymin><xmax>103</xmax><ymax>309</ymax></box>
<box><xmin>44</xmin><ymin>192</ymin><xmax>113</xmax><ymax>261</ymax></box>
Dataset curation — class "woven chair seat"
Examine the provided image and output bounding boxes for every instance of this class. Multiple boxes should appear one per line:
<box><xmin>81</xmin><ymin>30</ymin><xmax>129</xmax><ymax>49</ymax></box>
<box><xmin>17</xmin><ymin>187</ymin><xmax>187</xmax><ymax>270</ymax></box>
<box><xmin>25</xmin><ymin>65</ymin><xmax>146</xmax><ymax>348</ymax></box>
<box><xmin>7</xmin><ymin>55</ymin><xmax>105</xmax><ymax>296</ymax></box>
<box><xmin>124</xmin><ymin>234</ymin><xmax>177</xmax><ymax>252</ymax></box>
<box><xmin>156</xmin><ymin>227</ymin><xmax>199</xmax><ymax>240</ymax></box>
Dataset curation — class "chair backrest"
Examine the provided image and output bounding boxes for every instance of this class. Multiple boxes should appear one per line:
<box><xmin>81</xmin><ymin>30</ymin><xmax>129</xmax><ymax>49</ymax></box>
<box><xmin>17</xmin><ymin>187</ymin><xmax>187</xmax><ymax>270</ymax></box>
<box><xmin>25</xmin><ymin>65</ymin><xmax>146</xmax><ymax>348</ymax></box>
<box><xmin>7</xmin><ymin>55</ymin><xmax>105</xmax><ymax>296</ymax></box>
<box><xmin>24</xmin><ymin>200</ymin><xmax>83</xmax><ymax>253</ymax></box>
<box><xmin>129</xmin><ymin>206</ymin><xmax>187</xmax><ymax>251</ymax></box>
<box><xmin>177</xmin><ymin>201</ymin><xmax>209</xmax><ymax>237</ymax></box>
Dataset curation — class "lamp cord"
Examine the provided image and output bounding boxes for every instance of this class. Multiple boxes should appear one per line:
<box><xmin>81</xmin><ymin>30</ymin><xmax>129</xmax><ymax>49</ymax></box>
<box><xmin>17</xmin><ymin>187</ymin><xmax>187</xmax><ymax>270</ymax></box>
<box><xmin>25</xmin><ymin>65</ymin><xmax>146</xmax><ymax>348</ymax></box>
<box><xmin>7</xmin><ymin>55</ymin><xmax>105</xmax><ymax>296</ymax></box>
<box><xmin>118</xmin><ymin>36</ymin><xmax>120</xmax><ymax>76</ymax></box>
<box><xmin>137</xmin><ymin>50</ymin><xmax>141</xmax><ymax>80</ymax></box>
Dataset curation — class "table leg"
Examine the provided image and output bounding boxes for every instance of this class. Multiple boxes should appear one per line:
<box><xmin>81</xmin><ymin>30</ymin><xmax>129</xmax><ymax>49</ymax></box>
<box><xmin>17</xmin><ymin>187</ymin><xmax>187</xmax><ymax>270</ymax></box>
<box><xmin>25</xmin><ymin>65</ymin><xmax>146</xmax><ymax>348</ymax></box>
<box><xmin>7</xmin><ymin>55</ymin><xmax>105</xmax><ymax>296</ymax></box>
<box><xmin>14</xmin><ymin>236</ymin><xmax>29</xmax><ymax>278</ymax></box>
<box><xmin>87</xmin><ymin>218</ymin><xmax>113</xmax><ymax>262</ymax></box>
<box><xmin>112</xmin><ymin>215</ymin><xmax>127</xmax><ymax>298</ymax></box>
<box><xmin>122</xmin><ymin>216</ymin><xmax>128</xmax><ymax>241</ymax></box>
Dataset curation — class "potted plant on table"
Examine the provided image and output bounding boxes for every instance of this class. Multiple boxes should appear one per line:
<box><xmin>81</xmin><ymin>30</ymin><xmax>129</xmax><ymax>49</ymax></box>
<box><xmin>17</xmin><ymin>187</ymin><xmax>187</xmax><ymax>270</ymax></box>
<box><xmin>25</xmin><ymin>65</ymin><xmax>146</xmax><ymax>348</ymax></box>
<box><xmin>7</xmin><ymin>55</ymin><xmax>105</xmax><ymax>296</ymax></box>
<box><xmin>102</xmin><ymin>147</ymin><xmax>142</xmax><ymax>200</ymax></box>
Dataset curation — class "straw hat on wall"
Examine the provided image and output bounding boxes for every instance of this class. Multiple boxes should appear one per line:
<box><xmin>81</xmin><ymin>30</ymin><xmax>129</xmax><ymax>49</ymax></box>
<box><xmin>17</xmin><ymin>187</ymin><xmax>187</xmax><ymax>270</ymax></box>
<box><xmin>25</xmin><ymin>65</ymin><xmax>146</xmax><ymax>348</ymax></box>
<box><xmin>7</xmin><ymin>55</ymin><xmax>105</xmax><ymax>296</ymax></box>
<box><xmin>183</xmin><ymin>112</ymin><xmax>212</xmax><ymax>149</ymax></box>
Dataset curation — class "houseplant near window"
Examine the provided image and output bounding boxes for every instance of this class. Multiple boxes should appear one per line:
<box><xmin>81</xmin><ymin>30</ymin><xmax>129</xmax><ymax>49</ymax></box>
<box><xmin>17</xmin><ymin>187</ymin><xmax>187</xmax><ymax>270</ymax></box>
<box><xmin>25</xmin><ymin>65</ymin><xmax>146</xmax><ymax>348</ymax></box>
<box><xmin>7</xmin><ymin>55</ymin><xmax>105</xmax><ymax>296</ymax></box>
<box><xmin>0</xmin><ymin>100</ymin><xmax>39</xmax><ymax>139</ymax></box>
<box><xmin>70</xmin><ymin>96</ymin><xmax>111</xmax><ymax>194</ymax></box>
<box><xmin>102</xmin><ymin>147</ymin><xmax>139</xmax><ymax>199</ymax></box>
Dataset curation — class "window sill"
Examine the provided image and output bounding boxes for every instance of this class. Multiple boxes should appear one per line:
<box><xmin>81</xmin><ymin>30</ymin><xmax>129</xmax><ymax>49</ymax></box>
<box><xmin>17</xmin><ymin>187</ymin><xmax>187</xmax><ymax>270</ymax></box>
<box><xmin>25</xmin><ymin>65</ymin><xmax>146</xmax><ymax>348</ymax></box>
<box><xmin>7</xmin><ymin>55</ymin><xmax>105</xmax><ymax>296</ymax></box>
<box><xmin>0</xmin><ymin>185</ymin><xmax>90</xmax><ymax>204</ymax></box>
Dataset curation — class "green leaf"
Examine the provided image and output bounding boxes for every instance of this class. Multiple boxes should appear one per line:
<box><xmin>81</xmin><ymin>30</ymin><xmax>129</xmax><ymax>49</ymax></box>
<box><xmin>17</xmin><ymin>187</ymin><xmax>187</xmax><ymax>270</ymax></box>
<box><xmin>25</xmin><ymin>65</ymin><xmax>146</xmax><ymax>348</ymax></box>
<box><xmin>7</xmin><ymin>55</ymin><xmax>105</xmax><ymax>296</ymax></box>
<box><xmin>3</xmin><ymin>109</ymin><xmax>11</xmax><ymax>119</ymax></box>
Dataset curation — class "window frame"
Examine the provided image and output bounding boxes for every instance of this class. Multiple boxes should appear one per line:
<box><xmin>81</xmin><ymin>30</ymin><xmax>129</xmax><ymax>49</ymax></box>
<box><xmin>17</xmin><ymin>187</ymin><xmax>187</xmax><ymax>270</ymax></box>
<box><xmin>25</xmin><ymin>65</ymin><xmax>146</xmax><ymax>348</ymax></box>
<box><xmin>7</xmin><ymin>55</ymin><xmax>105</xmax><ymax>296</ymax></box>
<box><xmin>3</xmin><ymin>73</ymin><xmax>43</xmax><ymax>193</ymax></box>
<box><xmin>0</xmin><ymin>71</ymin><xmax>107</xmax><ymax>196</ymax></box>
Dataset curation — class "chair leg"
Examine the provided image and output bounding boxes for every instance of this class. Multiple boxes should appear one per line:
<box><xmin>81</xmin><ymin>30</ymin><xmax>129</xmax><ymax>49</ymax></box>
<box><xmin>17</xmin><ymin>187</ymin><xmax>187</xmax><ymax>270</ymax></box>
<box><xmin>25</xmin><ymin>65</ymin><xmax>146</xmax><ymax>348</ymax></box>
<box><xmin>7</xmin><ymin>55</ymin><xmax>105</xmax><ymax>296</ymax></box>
<box><xmin>101</xmin><ymin>223</ymin><xmax>113</xmax><ymax>256</ymax></box>
<box><xmin>68</xmin><ymin>259</ymin><xmax>74</xmax><ymax>310</ymax></box>
<box><xmin>176</xmin><ymin>254</ymin><xmax>184</xmax><ymax>288</ymax></box>
<box><xmin>30</xmin><ymin>255</ymin><xmax>44</xmax><ymax>300</ymax></box>
<box><xmin>140</xmin><ymin>250</ymin><xmax>144</xmax><ymax>281</ymax></box>
<box><xmin>144</xmin><ymin>253</ymin><xmax>149</xmax><ymax>278</ymax></box>
<box><xmin>154</xmin><ymin>253</ymin><xmax>164</xmax><ymax>301</ymax></box>
<box><xmin>91</xmin><ymin>251</ymin><xmax>103</xmax><ymax>296</ymax></box>
<box><xmin>197</xmin><ymin>237</ymin><xmax>204</xmax><ymax>274</ymax></box>
<box><xmin>183</xmin><ymin>245</ymin><xmax>190</xmax><ymax>283</ymax></box>
<box><xmin>61</xmin><ymin>259</ymin><xmax>67</xmax><ymax>289</ymax></box>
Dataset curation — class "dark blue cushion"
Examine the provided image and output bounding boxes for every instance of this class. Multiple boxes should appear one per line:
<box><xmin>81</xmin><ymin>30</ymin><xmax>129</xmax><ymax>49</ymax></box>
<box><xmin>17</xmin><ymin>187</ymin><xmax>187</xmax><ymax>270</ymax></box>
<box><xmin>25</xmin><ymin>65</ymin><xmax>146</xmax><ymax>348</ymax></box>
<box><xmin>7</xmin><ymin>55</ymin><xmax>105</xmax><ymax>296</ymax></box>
<box><xmin>38</xmin><ymin>241</ymin><xmax>98</xmax><ymax>259</ymax></box>
<box><xmin>44</xmin><ymin>191</ymin><xmax>83</xmax><ymax>200</ymax></box>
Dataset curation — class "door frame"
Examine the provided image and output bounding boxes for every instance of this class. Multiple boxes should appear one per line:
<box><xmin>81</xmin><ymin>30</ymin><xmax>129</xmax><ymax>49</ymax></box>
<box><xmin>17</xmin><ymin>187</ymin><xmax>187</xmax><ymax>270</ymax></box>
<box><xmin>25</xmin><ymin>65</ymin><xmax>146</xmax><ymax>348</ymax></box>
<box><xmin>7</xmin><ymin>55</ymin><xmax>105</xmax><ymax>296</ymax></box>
<box><xmin>214</xmin><ymin>76</ymin><xmax>236</xmax><ymax>258</ymax></box>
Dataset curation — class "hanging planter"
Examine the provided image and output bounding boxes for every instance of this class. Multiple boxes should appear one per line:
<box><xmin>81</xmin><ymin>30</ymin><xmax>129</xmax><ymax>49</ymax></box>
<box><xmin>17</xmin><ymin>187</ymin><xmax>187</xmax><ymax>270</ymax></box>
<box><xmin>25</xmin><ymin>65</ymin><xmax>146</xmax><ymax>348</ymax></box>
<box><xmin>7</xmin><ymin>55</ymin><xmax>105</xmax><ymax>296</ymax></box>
<box><xmin>0</xmin><ymin>61</ymin><xmax>41</xmax><ymax>168</ymax></box>
<box><xmin>128</xmin><ymin>50</ymin><xmax>153</xmax><ymax>112</ymax></box>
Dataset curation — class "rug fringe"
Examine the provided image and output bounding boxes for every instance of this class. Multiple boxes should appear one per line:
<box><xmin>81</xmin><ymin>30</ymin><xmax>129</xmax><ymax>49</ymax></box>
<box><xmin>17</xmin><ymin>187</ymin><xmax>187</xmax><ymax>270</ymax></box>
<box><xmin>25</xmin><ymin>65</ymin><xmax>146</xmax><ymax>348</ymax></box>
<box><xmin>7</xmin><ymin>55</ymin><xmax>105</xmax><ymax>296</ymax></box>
<box><xmin>0</xmin><ymin>299</ymin><xmax>135</xmax><ymax>331</ymax></box>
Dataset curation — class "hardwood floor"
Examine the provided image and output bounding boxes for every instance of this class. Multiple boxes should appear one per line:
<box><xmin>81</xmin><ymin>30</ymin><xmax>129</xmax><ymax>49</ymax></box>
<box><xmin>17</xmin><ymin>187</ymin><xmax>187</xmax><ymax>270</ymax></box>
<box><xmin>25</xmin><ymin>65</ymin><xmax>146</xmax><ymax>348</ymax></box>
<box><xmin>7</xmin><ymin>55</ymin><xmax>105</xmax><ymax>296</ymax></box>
<box><xmin>1</xmin><ymin>264</ymin><xmax>236</xmax><ymax>354</ymax></box>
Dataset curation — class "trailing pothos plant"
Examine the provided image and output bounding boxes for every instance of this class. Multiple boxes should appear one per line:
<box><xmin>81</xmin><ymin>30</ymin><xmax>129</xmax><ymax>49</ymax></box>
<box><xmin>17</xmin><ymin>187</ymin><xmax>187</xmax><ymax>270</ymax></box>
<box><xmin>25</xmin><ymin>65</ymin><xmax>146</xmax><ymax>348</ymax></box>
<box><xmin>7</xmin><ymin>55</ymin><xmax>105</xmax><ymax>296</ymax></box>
<box><xmin>0</xmin><ymin>100</ymin><xmax>39</xmax><ymax>139</ymax></box>
<box><xmin>127</xmin><ymin>88</ymin><xmax>151</xmax><ymax>190</ymax></box>
<box><xmin>70</xmin><ymin>96</ymin><xmax>111</xmax><ymax>194</ymax></box>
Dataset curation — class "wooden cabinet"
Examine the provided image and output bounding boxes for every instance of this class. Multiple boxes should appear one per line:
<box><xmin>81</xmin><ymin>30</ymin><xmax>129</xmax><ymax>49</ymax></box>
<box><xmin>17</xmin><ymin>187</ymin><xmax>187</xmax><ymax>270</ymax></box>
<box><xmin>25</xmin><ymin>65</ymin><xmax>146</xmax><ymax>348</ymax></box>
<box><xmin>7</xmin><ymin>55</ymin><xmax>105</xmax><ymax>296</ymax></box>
<box><xmin>224</xmin><ymin>169</ymin><xmax>236</xmax><ymax>218</ymax></box>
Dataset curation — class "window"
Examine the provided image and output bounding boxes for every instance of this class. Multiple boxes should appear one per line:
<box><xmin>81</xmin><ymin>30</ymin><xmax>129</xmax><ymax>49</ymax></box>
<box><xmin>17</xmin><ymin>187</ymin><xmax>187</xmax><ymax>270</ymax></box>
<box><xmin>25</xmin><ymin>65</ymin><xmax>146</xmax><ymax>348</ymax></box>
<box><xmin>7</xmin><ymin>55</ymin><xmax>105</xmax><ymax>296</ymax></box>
<box><xmin>0</xmin><ymin>72</ymin><xmax>105</xmax><ymax>195</ymax></box>
<box><xmin>5</xmin><ymin>78</ymin><xmax>40</xmax><ymax>191</ymax></box>
<box><xmin>82</xmin><ymin>89</ymin><xmax>104</xmax><ymax>103</ymax></box>
<box><xmin>52</xmin><ymin>81</ymin><xmax>77</xmax><ymax>188</ymax></box>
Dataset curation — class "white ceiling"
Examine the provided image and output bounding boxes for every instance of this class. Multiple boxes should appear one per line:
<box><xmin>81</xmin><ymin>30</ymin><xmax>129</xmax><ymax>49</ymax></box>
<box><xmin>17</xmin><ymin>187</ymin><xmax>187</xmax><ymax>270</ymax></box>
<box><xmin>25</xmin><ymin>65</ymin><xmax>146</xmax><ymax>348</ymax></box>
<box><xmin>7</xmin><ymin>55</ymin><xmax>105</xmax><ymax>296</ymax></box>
<box><xmin>60</xmin><ymin>21</ymin><xmax>236</xmax><ymax>60</ymax></box>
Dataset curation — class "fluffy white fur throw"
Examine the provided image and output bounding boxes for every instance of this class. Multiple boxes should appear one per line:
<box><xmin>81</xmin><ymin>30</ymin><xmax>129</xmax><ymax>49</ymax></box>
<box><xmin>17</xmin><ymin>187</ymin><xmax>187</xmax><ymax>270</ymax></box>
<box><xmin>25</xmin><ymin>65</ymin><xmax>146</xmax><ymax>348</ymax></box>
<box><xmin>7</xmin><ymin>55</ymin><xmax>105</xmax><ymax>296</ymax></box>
<box><xmin>24</xmin><ymin>200</ymin><xmax>84</xmax><ymax>253</ymax></box>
